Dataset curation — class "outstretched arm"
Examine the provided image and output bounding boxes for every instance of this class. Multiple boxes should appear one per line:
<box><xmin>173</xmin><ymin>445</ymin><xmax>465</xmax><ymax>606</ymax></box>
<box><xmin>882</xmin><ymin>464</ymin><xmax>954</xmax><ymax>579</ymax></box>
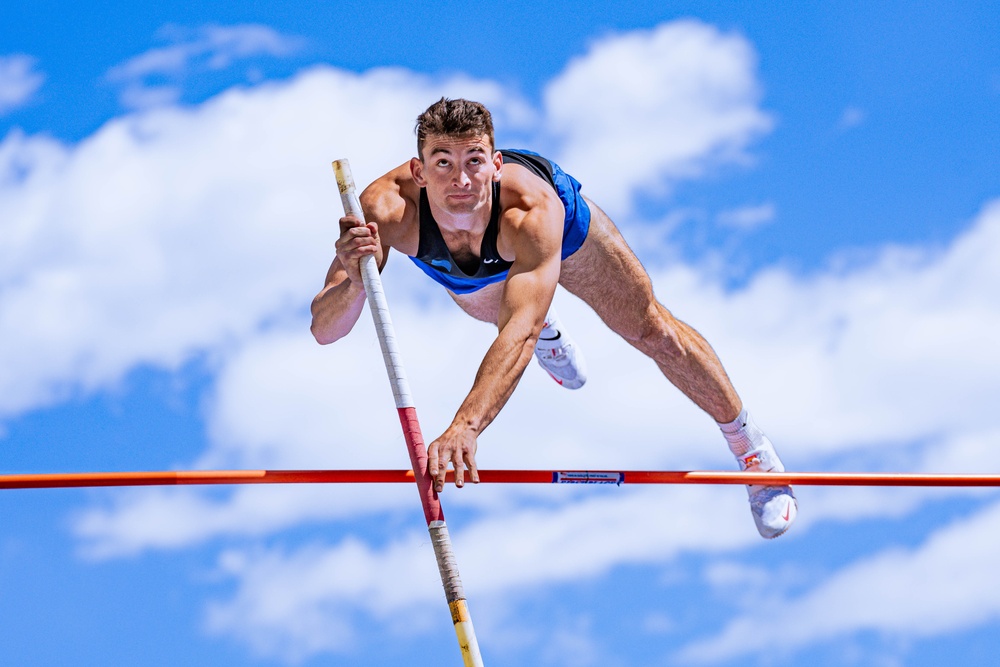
<box><xmin>427</xmin><ymin>191</ymin><xmax>564</xmax><ymax>492</ymax></box>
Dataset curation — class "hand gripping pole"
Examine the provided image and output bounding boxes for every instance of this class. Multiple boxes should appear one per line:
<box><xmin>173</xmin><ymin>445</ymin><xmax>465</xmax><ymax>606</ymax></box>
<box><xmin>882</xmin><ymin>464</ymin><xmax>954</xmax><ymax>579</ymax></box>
<box><xmin>332</xmin><ymin>159</ymin><xmax>484</xmax><ymax>666</ymax></box>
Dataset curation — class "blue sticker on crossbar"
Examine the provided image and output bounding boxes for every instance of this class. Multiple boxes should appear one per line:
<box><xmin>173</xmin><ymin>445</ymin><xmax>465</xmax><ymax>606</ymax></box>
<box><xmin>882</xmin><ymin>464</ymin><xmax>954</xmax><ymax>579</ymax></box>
<box><xmin>552</xmin><ymin>471</ymin><xmax>624</xmax><ymax>485</ymax></box>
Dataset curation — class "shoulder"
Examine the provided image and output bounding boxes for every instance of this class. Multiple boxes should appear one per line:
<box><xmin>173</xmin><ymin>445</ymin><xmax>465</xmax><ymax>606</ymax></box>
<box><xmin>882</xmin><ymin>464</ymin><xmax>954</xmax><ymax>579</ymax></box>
<box><xmin>499</xmin><ymin>155</ymin><xmax>561</xmax><ymax>210</ymax></box>
<box><xmin>359</xmin><ymin>163</ymin><xmax>414</xmax><ymax>223</ymax></box>
<box><xmin>359</xmin><ymin>162</ymin><xmax>420</xmax><ymax>249</ymax></box>
<box><xmin>498</xmin><ymin>160</ymin><xmax>563</xmax><ymax>230</ymax></box>
<box><xmin>497</xmin><ymin>161</ymin><xmax>563</xmax><ymax>259</ymax></box>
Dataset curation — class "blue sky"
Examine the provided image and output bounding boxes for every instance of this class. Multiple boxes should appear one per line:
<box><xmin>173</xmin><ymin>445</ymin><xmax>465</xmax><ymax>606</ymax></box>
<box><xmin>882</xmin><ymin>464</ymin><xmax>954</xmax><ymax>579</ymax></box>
<box><xmin>2</xmin><ymin>2</ymin><xmax>1000</xmax><ymax>666</ymax></box>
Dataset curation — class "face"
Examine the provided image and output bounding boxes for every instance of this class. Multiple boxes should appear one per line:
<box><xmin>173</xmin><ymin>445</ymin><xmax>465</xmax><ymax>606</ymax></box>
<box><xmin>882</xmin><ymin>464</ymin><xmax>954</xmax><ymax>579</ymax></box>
<box><xmin>411</xmin><ymin>133</ymin><xmax>502</xmax><ymax>216</ymax></box>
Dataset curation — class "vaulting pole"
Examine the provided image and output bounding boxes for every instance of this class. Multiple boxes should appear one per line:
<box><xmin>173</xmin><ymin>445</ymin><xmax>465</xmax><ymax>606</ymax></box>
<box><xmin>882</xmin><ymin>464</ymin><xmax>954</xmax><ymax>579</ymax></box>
<box><xmin>331</xmin><ymin>159</ymin><xmax>484</xmax><ymax>667</ymax></box>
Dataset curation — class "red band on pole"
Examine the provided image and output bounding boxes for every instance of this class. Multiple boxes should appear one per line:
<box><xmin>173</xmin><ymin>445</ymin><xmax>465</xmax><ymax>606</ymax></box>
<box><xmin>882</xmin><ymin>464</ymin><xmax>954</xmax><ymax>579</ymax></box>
<box><xmin>397</xmin><ymin>406</ymin><xmax>444</xmax><ymax>524</ymax></box>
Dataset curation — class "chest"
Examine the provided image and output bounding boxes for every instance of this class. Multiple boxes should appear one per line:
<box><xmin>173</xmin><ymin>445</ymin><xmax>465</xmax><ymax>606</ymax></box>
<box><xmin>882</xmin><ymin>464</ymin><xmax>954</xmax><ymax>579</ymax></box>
<box><xmin>440</xmin><ymin>229</ymin><xmax>490</xmax><ymax>274</ymax></box>
<box><xmin>413</xmin><ymin>186</ymin><xmax>513</xmax><ymax>277</ymax></box>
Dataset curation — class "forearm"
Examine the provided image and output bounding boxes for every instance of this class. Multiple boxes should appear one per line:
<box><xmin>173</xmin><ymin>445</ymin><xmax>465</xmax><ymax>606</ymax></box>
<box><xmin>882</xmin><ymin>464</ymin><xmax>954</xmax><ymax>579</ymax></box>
<box><xmin>450</xmin><ymin>322</ymin><xmax>540</xmax><ymax>435</ymax></box>
<box><xmin>310</xmin><ymin>278</ymin><xmax>367</xmax><ymax>345</ymax></box>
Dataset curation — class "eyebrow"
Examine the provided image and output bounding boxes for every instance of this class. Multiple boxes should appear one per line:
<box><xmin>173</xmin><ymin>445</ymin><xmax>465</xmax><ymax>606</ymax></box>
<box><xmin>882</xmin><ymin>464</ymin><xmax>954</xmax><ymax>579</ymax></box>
<box><xmin>429</xmin><ymin>145</ymin><xmax>488</xmax><ymax>156</ymax></box>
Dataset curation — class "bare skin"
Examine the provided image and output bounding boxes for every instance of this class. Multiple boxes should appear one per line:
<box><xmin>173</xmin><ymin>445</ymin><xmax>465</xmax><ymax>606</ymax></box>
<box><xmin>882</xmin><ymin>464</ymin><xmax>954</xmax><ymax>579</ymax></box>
<box><xmin>311</xmin><ymin>133</ymin><xmax>742</xmax><ymax>493</ymax></box>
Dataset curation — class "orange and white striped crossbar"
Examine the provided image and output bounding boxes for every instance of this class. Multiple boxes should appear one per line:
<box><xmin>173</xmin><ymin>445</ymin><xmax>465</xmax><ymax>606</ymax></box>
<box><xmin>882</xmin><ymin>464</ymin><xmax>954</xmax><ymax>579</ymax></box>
<box><xmin>3</xmin><ymin>469</ymin><xmax>999</xmax><ymax>490</ymax></box>
<box><xmin>332</xmin><ymin>159</ymin><xmax>482</xmax><ymax>666</ymax></box>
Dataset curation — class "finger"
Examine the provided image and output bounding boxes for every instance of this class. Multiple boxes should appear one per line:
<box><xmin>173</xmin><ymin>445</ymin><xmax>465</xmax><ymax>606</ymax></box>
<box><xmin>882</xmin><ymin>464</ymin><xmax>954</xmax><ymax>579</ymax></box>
<box><xmin>431</xmin><ymin>445</ymin><xmax>449</xmax><ymax>494</ymax></box>
<box><xmin>335</xmin><ymin>239</ymin><xmax>373</xmax><ymax>259</ymax></box>
<box><xmin>427</xmin><ymin>442</ymin><xmax>439</xmax><ymax>479</ymax></box>
<box><xmin>453</xmin><ymin>451</ymin><xmax>465</xmax><ymax>488</ymax></box>
<box><xmin>436</xmin><ymin>462</ymin><xmax>449</xmax><ymax>493</ymax></box>
<box><xmin>339</xmin><ymin>215</ymin><xmax>363</xmax><ymax>233</ymax></box>
<box><xmin>338</xmin><ymin>239</ymin><xmax>377</xmax><ymax>258</ymax></box>
<box><xmin>338</xmin><ymin>227</ymin><xmax>374</xmax><ymax>246</ymax></box>
<box><xmin>466</xmin><ymin>451</ymin><xmax>480</xmax><ymax>485</ymax></box>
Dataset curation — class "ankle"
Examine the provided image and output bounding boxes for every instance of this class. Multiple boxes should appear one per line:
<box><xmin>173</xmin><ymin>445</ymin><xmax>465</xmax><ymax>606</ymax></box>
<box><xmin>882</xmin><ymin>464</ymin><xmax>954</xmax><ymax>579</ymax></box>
<box><xmin>718</xmin><ymin>408</ymin><xmax>765</xmax><ymax>456</ymax></box>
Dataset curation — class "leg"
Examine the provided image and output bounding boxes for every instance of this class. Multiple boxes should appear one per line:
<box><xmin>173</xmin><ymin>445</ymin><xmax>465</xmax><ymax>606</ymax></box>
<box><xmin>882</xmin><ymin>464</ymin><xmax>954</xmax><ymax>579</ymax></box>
<box><xmin>561</xmin><ymin>199</ymin><xmax>796</xmax><ymax>538</ymax></box>
<box><xmin>447</xmin><ymin>282</ymin><xmax>505</xmax><ymax>325</ymax></box>
<box><xmin>558</xmin><ymin>199</ymin><xmax>742</xmax><ymax>423</ymax></box>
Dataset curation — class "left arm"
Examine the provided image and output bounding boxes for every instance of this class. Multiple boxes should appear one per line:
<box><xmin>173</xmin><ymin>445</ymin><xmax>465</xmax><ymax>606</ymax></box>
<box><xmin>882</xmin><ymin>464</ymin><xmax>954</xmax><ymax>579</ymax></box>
<box><xmin>427</xmin><ymin>189</ymin><xmax>564</xmax><ymax>492</ymax></box>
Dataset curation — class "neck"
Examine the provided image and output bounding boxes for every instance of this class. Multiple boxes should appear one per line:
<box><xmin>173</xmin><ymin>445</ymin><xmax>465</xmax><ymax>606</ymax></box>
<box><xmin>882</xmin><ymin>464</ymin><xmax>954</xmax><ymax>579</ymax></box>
<box><xmin>426</xmin><ymin>185</ymin><xmax>494</xmax><ymax>234</ymax></box>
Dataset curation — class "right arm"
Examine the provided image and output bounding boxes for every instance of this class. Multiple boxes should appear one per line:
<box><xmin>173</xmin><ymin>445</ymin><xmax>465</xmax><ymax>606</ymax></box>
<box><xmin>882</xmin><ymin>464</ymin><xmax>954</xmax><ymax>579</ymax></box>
<box><xmin>310</xmin><ymin>187</ymin><xmax>394</xmax><ymax>345</ymax></box>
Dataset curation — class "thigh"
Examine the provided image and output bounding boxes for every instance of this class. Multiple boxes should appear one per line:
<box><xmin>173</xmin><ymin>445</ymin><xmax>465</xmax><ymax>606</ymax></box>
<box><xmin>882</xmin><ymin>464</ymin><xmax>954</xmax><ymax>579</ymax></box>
<box><xmin>558</xmin><ymin>198</ymin><xmax>659</xmax><ymax>337</ymax></box>
<box><xmin>447</xmin><ymin>281</ymin><xmax>505</xmax><ymax>325</ymax></box>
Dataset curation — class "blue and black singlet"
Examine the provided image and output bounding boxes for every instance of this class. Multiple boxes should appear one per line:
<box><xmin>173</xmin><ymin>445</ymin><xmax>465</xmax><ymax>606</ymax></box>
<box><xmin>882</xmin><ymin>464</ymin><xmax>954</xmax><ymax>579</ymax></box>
<box><xmin>407</xmin><ymin>149</ymin><xmax>592</xmax><ymax>294</ymax></box>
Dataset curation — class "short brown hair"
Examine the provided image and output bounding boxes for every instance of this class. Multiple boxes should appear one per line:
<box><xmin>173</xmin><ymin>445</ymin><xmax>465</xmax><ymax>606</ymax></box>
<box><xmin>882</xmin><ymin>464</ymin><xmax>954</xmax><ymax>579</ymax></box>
<box><xmin>415</xmin><ymin>98</ymin><xmax>495</xmax><ymax>158</ymax></box>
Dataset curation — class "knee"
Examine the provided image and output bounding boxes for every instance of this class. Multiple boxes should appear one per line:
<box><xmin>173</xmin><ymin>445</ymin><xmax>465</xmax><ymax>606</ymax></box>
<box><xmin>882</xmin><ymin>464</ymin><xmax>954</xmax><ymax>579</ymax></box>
<box><xmin>628</xmin><ymin>303</ymin><xmax>686</xmax><ymax>359</ymax></box>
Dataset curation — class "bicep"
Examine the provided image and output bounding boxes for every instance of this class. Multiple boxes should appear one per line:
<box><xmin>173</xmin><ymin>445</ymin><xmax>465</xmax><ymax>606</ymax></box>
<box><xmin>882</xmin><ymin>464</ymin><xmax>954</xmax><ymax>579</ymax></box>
<box><xmin>497</xmin><ymin>203</ymin><xmax>563</xmax><ymax>331</ymax></box>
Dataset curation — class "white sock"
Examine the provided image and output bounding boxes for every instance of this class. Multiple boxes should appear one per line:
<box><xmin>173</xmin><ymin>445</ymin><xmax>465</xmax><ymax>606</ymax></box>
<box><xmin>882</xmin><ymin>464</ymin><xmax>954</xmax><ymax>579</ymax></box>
<box><xmin>718</xmin><ymin>408</ymin><xmax>765</xmax><ymax>457</ymax></box>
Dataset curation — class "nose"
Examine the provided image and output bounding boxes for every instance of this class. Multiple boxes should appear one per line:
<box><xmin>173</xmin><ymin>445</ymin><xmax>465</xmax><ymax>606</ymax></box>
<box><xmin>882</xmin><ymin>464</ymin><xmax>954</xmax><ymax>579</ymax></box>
<box><xmin>454</xmin><ymin>169</ymin><xmax>471</xmax><ymax>187</ymax></box>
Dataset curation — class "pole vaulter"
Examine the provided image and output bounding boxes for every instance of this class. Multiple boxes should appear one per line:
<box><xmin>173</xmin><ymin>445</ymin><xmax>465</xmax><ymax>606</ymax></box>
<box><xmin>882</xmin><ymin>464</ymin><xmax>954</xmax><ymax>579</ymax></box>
<box><xmin>331</xmin><ymin>159</ymin><xmax>484</xmax><ymax>666</ymax></box>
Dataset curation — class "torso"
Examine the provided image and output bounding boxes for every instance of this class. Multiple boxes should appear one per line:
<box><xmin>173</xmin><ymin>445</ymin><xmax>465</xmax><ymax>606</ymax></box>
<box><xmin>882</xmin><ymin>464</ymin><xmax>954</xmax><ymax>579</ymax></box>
<box><xmin>414</xmin><ymin>180</ymin><xmax>512</xmax><ymax>279</ymax></box>
<box><xmin>370</xmin><ymin>150</ymin><xmax>559</xmax><ymax>263</ymax></box>
<box><xmin>359</xmin><ymin>149</ymin><xmax>590</xmax><ymax>295</ymax></box>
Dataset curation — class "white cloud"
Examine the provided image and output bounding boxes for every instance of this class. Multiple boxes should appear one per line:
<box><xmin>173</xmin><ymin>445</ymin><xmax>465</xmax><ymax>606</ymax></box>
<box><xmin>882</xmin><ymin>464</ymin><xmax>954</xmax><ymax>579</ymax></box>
<box><xmin>108</xmin><ymin>24</ymin><xmax>305</xmax><ymax>80</ymax></box>
<box><xmin>0</xmin><ymin>127</ymin><xmax>64</xmax><ymax>186</ymax></box>
<box><xmin>0</xmin><ymin>54</ymin><xmax>45</xmax><ymax>115</ymax></box>
<box><xmin>839</xmin><ymin>105</ymin><xmax>866</xmax><ymax>130</ymax></box>
<box><xmin>705</xmin><ymin>200</ymin><xmax>1000</xmax><ymax>455</ymax></box>
<box><xmin>715</xmin><ymin>201</ymin><xmax>775</xmax><ymax>230</ymax></box>
<box><xmin>73</xmin><ymin>483</ymin><xmax>416</xmax><ymax>559</ymax></box>
<box><xmin>106</xmin><ymin>24</ymin><xmax>307</xmax><ymax>109</ymax></box>
<box><xmin>678</xmin><ymin>498</ymin><xmax>1000</xmax><ymax>662</ymax></box>
<box><xmin>1</xmin><ymin>19</ymin><xmax>769</xmax><ymax>427</ymax></box>
<box><xmin>202</xmin><ymin>484</ymin><xmax>755</xmax><ymax>662</ymax></box>
<box><xmin>0</xmin><ymin>65</ymin><xmax>529</xmax><ymax>423</ymax></box>
<box><xmin>117</xmin><ymin>83</ymin><xmax>183</xmax><ymax>110</ymax></box>
<box><xmin>204</xmin><ymin>535</ymin><xmax>443</xmax><ymax>662</ymax></box>
<box><xmin>542</xmin><ymin>19</ymin><xmax>773</xmax><ymax>213</ymax></box>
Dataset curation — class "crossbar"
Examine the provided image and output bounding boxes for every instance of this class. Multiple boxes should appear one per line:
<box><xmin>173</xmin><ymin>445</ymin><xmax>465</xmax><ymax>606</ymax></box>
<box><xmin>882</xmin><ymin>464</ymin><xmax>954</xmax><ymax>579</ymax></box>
<box><xmin>3</xmin><ymin>469</ymin><xmax>999</xmax><ymax>490</ymax></box>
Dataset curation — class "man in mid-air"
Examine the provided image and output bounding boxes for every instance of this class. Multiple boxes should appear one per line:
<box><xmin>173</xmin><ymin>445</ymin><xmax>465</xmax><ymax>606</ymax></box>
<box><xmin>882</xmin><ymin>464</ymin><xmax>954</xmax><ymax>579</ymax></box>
<box><xmin>311</xmin><ymin>98</ymin><xmax>797</xmax><ymax>538</ymax></box>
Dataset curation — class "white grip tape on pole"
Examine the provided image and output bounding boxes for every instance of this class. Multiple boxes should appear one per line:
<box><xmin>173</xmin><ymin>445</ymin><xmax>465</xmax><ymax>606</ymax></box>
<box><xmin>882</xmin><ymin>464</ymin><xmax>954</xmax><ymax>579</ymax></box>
<box><xmin>428</xmin><ymin>520</ymin><xmax>466</xmax><ymax>602</ymax></box>
<box><xmin>332</xmin><ymin>159</ymin><xmax>413</xmax><ymax>409</ymax></box>
<box><xmin>431</xmin><ymin>521</ymin><xmax>484</xmax><ymax>666</ymax></box>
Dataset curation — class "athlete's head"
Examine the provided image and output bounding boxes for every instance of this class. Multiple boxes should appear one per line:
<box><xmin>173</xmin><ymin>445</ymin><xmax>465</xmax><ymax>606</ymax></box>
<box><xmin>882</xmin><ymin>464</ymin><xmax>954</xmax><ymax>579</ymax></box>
<box><xmin>411</xmin><ymin>98</ymin><xmax>501</xmax><ymax>216</ymax></box>
<box><xmin>415</xmin><ymin>98</ymin><xmax>495</xmax><ymax>160</ymax></box>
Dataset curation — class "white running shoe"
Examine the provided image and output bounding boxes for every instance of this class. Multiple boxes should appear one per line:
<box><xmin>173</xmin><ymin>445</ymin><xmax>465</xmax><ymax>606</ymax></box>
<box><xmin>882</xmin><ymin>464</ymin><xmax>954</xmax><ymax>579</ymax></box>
<box><xmin>736</xmin><ymin>438</ymin><xmax>798</xmax><ymax>539</ymax></box>
<box><xmin>534</xmin><ymin>311</ymin><xmax>587</xmax><ymax>390</ymax></box>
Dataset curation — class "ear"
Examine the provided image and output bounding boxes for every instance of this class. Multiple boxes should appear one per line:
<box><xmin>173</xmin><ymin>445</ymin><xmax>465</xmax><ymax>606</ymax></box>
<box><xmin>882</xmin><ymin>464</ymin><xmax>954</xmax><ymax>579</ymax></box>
<box><xmin>410</xmin><ymin>157</ymin><xmax>427</xmax><ymax>187</ymax></box>
<box><xmin>492</xmin><ymin>150</ymin><xmax>503</xmax><ymax>182</ymax></box>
